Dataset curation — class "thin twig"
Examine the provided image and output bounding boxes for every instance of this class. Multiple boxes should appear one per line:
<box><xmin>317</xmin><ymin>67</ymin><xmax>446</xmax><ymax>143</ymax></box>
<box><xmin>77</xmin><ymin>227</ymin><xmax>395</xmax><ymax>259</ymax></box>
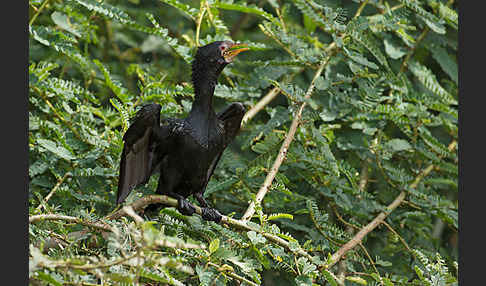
<box><xmin>381</xmin><ymin>220</ymin><xmax>411</xmax><ymax>252</ymax></box>
<box><xmin>241</xmin><ymin>48</ymin><xmax>336</xmax><ymax>221</ymax></box>
<box><xmin>36</xmin><ymin>172</ymin><xmax>72</xmax><ymax>212</ymax></box>
<box><xmin>208</xmin><ymin>262</ymin><xmax>259</xmax><ymax>286</ymax></box>
<box><xmin>29</xmin><ymin>0</ymin><xmax>51</xmax><ymax>26</ymax></box>
<box><xmin>332</xmin><ymin>205</ymin><xmax>360</xmax><ymax>231</ymax></box>
<box><xmin>310</xmin><ymin>205</ymin><xmax>344</xmax><ymax>247</ymax></box>
<box><xmin>399</xmin><ymin>27</ymin><xmax>430</xmax><ymax>73</ymax></box>
<box><xmin>358</xmin><ymin>242</ymin><xmax>379</xmax><ymax>274</ymax></box>
<box><xmin>33</xmin><ymin>87</ymin><xmax>82</xmax><ymax>139</ymax></box>
<box><xmin>195</xmin><ymin>6</ymin><xmax>206</xmax><ymax>47</ymax></box>
<box><xmin>29</xmin><ymin>214</ymin><xmax>113</xmax><ymax>232</ymax></box>
<box><xmin>258</xmin><ymin>24</ymin><xmax>319</xmax><ymax>69</ymax></box>
<box><xmin>242</xmin><ymin>69</ymin><xmax>303</xmax><ymax>126</ymax></box>
<box><xmin>275</xmin><ymin>6</ymin><xmax>287</xmax><ymax>34</ymax></box>
<box><xmin>241</xmin><ymin>86</ymin><xmax>281</xmax><ymax>126</ymax></box>
<box><xmin>353</xmin><ymin>0</ymin><xmax>370</xmax><ymax>19</ymax></box>
<box><xmin>53</xmin><ymin>251</ymin><xmax>139</xmax><ymax>270</ymax></box>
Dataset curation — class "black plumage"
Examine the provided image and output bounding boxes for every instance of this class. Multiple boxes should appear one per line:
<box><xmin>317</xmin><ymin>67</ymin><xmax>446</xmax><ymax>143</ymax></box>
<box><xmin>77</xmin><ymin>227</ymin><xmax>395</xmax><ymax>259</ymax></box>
<box><xmin>116</xmin><ymin>41</ymin><xmax>248</xmax><ymax>222</ymax></box>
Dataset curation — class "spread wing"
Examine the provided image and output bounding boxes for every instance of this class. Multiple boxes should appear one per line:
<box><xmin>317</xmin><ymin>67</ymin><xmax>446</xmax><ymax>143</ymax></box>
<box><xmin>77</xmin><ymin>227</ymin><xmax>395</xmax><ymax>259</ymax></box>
<box><xmin>202</xmin><ymin>103</ymin><xmax>246</xmax><ymax>191</ymax></box>
<box><xmin>116</xmin><ymin>103</ymin><xmax>168</xmax><ymax>204</ymax></box>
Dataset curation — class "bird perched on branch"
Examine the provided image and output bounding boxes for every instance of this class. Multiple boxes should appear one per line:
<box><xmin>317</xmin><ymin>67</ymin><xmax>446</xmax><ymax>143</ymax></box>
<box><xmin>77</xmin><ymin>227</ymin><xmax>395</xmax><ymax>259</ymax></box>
<box><xmin>116</xmin><ymin>41</ymin><xmax>249</xmax><ymax>223</ymax></box>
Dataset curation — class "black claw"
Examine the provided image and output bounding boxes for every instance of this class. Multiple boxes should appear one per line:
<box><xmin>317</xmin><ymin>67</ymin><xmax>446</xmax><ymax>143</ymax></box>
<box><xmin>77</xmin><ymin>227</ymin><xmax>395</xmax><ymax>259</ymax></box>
<box><xmin>178</xmin><ymin>198</ymin><xmax>196</xmax><ymax>216</ymax></box>
<box><xmin>201</xmin><ymin>207</ymin><xmax>222</xmax><ymax>223</ymax></box>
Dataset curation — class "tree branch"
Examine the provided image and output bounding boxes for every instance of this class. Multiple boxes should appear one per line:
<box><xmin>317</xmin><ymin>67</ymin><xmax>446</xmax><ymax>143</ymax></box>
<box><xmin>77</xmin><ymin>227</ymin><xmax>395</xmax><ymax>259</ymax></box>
<box><xmin>29</xmin><ymin>0</ymin><xmax>51</xmax><ymax>26</ymax></box>
<box><xmin>381</xmin><ymin>220</ymin><xmax>411</xmax><ymax>252</ymax></box>
<box><xmin>106</xmin><ymin>195</ymin><xmax>314</xmax><ymax>260</ymax></box>
<box><xmin>29</xmin><ymin>214</ymin><xmax>113</xmax><ymax>232</ymax></box>
<box><xmin>241</xmin><ymin>86</ymin><xmax>281</xmax><ymax>126</ymax></box>
<box><xmin>326</xmin><ymin>140</ymin><xmax>457</xmax><ymax>268</ymax></box>
<box><xmin>242</xmin><ymin>69</ymin><xmax>303</xmax><ymax>126</ymax></box>
<box><xmin>241</xmin><ymin>0</ymin><xmax>367</xmax><ymax>222</ymax></box>
<box><xmin>35</xmin><ymin>172</ymin><xmax>72</xmax><ymax>212</ymax></box>
<box><xmin>338</xmin><ymin>160</ymin><xmax>369</xmax><ymax>278</ymax></box>
<box><xmin>241</xmin><ymin>47</ymin><xmax>336</xmax><ymax>221</ymax></box>
<box><xmin>208</xmin><ymin>262</ymin><xmax>259</xmax><ymax>286</ymax></box>
<box><xmin>53</xmin><ymin>250</ymin><xmax>140</xmax><ymax>270</ymax></box>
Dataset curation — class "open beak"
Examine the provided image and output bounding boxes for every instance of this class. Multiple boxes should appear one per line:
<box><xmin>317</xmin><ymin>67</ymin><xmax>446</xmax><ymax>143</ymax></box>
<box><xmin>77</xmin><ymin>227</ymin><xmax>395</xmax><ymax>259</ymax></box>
<box><xmin>223</xmin><ymin>43</ymin><xmax>249</xmax><ymax>63</ymax></box>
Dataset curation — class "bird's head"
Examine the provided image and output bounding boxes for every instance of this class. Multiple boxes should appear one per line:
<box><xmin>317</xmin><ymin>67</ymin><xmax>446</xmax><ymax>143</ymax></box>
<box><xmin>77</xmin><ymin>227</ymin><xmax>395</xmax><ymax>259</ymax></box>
<box><xmin>192</xmin><ymin>41</ymin><xmax>249</xmax><ymax>81</ymax></box>
<box><xmin>196</xmin><ymin>41</ymin><xmax>249</xmax><ymax>65</ymax></box>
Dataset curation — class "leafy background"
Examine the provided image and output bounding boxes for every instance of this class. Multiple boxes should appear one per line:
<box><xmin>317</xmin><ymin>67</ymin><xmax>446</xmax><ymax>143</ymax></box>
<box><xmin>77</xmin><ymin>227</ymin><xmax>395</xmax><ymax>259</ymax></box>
<box><xmin>28</xmin><ymin>0</ymin><xmax>458</xmax><ymax>285</ymax></box>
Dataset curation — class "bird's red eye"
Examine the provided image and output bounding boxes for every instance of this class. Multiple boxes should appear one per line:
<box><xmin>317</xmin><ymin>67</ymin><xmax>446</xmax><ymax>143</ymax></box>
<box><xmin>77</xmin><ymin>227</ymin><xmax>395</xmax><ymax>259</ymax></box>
<box><xmin>219</xmin><ymin>46</ymin><xmax>226</xmax><ymax>51</ymax></box>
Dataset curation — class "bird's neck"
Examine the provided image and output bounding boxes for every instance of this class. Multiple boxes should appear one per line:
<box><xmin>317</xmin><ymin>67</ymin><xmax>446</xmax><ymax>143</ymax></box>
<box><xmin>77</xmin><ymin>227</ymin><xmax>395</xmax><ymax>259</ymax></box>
<box><xmin>190</xmin><ymin>81</ymin><xmax>216</xmax><ymax>116</ymax></box>
<box><xmin>188</xmin><ymin>61</ymin><xmax>220</xmax><ymax>120</ymax></box>
<box><xmin>187</xmin><ymin>73</ymin><xmax>220</xmax><ymax>147</ymax></box>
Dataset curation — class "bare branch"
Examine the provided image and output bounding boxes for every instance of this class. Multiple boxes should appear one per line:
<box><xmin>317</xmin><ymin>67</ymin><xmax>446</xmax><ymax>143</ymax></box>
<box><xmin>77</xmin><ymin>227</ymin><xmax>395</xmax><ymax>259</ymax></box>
<box><xmin>327</xmin><ymin>140</ymin><xmax>457</xmax><ymax>268</ymax></box>
<box><xmin>122</xmin><ymin>205</ymin><xmax>144</xmax><ymax>224</ymax></box>
<box><xmin>338</xmin><ymin>160</ymin><xmax>370</xmax><ymax>278</ymax></box>
<box><xmin>241</xmin><ymin>86</ymin><xmax>280</xmax><ymax>126</ymax></box>
<box><xmin>29</xmin><ymin>214</ymin><xmax>113</xmax><ymax>232</ymax></box>
<box><xmin>241</xmin><ymin>47</ymin><xmax>336</xmax><ymax>221</ymax></box>
<box><xmin>106</xmin><ymin>195</ymin><xmax>315</xmax><ymax>260</ymax></box>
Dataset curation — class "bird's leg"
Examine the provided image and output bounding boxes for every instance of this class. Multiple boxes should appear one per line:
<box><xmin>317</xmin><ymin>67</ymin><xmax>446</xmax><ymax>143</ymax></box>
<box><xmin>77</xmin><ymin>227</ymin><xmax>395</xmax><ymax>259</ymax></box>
<box><xmin>173</xmin><ymin>193</ymin><xmax>196</xmax><ymax>216</ymax></box>
<box><xmin>160</xmin><ymin>165</ymin><xmax>196</xmax><ymax>216</ymax></box>
<box><xmin>146</xmin><ymin>193</ymin><xmax>196</xmax><ymax>217</ymax></box>
<box><xmin>149</xmin><ymin>191</ymin><xmax>196</xmax><ymax>216</ymax></box>
<box><xmin>194</xmin><ymin>192</ymin><xmax>222</xmax><ymax>223</ymax></box>
<box><xmin>156</xmin><ymin>188</ymin><xmax>196</xmax><ymax>217</ymax></box>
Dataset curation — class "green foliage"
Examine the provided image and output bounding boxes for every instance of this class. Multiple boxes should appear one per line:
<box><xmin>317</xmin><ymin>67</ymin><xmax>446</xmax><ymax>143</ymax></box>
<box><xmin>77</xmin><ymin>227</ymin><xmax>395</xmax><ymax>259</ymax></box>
<box><xmin>29</xmin><ymin>0</ymin><xmax>458</xmax><ymax>285</ymax></box>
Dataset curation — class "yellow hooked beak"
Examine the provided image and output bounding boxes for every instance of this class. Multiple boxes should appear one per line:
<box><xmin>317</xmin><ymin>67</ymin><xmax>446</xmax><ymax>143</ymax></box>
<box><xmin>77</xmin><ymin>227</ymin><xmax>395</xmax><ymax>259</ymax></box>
<box><xmin>223</xmin><ymin>43</ymin><xmax>249</xmax><ymax>63</ymax></box>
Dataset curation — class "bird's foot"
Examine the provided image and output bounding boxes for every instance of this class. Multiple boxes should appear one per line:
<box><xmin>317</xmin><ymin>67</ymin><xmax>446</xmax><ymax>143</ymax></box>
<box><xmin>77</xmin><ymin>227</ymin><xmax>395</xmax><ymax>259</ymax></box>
<box><xmin>177</xmin><ymin>198</ymin><xmax>196</xmax><ymax>216</ymax></box>
<box><xmin>201</xmin><ymin>207</ymin><xmax>222</xmax><ymax>223</ymax></box>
